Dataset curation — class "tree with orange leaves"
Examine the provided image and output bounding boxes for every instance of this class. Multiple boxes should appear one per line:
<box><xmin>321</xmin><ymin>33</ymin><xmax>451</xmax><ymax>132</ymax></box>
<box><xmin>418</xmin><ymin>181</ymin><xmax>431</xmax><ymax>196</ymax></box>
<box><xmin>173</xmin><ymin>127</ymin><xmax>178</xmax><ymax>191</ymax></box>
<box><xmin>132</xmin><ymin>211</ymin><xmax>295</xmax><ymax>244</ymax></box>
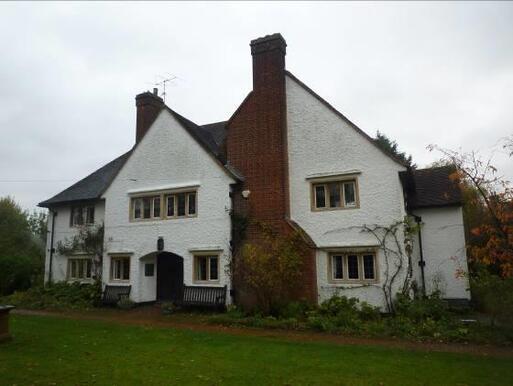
<box><xmin>428</xmin><ymin>142</ymin><xmax>513</xmax><ymax>277</ymax></box>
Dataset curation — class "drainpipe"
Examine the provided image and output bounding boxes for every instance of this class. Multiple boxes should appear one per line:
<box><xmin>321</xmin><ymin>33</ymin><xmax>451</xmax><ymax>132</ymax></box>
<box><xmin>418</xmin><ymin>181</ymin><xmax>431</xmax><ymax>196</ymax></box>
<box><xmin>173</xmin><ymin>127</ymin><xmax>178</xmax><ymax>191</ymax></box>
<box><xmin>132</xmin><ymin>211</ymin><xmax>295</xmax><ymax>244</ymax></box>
<box><xmin>47</xmin><ymin>210</ymin><xmax>57</xmax><ymax>285</ymax></box>
<box><xmin>414</xmin><ymin>215</ymin><xmax>426</xmax><ymax>297</ymax></box>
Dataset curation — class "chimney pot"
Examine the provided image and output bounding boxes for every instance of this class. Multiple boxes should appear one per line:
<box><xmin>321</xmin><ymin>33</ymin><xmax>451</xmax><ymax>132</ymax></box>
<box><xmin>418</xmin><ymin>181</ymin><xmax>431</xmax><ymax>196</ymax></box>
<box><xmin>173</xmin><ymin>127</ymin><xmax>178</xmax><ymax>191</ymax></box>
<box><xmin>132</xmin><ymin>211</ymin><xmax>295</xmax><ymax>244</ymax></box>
<box><xmin>153</xmin><ymin>88</ymin><xmax>158</xmax><ymax>96</ymax></box>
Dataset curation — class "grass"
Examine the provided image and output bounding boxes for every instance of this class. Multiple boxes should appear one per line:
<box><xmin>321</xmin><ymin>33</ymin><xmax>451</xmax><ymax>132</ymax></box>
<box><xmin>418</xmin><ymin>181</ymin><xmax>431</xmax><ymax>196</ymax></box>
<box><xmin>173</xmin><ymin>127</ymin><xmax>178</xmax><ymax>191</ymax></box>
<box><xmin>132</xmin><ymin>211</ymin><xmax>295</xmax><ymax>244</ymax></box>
<box><xmin>0</xmin><ymin>315</ymin><xmax>512</xmax><ymax>385</ymax></box>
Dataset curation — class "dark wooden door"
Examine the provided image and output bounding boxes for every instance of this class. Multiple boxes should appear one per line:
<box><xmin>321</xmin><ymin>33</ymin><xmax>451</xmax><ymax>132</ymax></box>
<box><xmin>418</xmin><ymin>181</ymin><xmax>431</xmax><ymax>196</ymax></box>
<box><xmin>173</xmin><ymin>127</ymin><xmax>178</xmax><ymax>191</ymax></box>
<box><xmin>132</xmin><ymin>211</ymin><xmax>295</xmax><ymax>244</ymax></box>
<box><xmin>156</xmin><ymin>253</ymin><xmax>184</xmax><ymax>302</ymax></box>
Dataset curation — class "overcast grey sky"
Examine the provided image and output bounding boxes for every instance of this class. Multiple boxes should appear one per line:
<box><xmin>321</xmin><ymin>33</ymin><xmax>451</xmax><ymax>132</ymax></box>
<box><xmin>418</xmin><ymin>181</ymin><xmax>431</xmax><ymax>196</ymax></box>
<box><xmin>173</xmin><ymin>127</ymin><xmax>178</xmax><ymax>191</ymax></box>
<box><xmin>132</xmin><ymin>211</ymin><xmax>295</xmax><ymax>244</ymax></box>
<box><xmin>1</xmin><ymin>1</ymin><xmax>512</xmax><ymax>211</ymax></box>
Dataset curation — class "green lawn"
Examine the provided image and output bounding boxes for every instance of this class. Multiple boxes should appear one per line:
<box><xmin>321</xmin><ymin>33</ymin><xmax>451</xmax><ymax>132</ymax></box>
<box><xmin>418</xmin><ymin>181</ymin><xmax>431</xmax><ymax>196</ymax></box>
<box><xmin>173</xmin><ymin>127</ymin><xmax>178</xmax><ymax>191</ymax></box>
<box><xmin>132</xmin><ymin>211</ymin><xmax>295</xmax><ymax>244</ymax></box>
<box><xmin>0</xmin><ymin>315</ymin><xmax>511</xmax><ymax>385</ymax></box>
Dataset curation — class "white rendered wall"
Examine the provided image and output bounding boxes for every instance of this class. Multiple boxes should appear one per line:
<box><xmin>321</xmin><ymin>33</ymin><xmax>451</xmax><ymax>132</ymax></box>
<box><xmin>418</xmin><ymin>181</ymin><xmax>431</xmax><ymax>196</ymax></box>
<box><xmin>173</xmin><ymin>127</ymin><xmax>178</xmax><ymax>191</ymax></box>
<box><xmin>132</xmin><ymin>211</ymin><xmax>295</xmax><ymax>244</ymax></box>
<box><xmin>102</xmin><ymin>109</ymin><xmax>235</xmax><ymax>303</ymax></box>
<box><xmin>411</xmin><ymin>206</ymin><xmax>470</xmax><ymax>299</ymax></box>
<box><xmin>44</xmin><ymin>201</ymin><xmax>105</xmax><ymax>283</ymax></box>
<box><xmin>286</xmin><ymin>75</ymin><xmax>408</xmax><ymax>309</ymax></box>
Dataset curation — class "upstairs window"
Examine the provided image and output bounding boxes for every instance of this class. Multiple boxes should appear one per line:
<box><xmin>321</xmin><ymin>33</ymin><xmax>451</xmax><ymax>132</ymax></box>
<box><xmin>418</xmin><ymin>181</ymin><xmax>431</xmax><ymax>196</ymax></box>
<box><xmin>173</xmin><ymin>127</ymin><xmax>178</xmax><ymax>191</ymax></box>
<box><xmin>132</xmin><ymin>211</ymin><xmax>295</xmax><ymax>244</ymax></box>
<box><xmin>165</xmin><ymin>191</ymin><xmax>196</xmax><ymax>218</ymax></box>
<box><xmin>329</xmin><ymin>252</ymin><xmax>377</xmax><ymax>283</ymax></box>
<box><xmin>131</xmin><ymin>190</ymin><xmax>197</xmax><ymax>221</ymax></box>
<box><xmin>70</xmin><ymin>206</ymin><xmax>95</xmax><ymax>226</ymax></box>
<box><xmin>312</xmin><ymin>179</ymin><xmax>358</xmax><ymax>210</ymax></box>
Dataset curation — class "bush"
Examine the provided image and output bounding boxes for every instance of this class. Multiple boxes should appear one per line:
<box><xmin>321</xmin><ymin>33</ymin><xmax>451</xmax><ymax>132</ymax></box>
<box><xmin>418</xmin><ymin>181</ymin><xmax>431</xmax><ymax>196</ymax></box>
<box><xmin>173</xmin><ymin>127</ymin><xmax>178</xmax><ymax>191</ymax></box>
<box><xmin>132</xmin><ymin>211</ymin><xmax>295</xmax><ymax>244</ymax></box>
<box><xmin>117</xmin><ymin>297</ymin><xmax>135</xmax><ymax>310</ymax></box>
<box><xmin>275</xmin><ymin>301</ymin><xmax>313</xmax><ymax>319</ymax></box>
<box><xmin>395</xmin><ymin>291</ymin><xmax>449</xmax><ymax>322</ymax></box>
<box><xmin>471</xmin><ymin>269</ymin><xmax>513</xmax><ymax>325</ymax></box>
<box><xmin>0</xmin><ymin>281</ymin><xmax>102</xmax><ymax>310</ymax></box>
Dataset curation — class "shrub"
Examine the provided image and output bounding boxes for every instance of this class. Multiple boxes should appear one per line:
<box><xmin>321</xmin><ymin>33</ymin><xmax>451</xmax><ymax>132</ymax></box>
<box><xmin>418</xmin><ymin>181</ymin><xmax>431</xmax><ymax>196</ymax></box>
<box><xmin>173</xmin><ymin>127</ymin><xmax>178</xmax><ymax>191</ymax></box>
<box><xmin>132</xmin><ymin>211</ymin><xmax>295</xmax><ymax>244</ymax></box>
<box><xmin>471</xmin><ymin>269</ymin><xmax>513</xmax><ymax>325</ymax></box>
<box><xmin>0</xmin><ymin>281</ymin><xmax>102</xmax><ymax>309</ymax></box>
<box><xmin>395</xmin><ymin>291</ymin><xmax>449</xmax><ymax>322</ymax></box>
<box><xmin>117</xmin><ymin>297</ymin><xmax>135</xmax><ymax>310</ymax></box>
<box><xmin>276</xmin><ymin>301</ymin><xmax>313</xmax><ymax>319</ymax></box>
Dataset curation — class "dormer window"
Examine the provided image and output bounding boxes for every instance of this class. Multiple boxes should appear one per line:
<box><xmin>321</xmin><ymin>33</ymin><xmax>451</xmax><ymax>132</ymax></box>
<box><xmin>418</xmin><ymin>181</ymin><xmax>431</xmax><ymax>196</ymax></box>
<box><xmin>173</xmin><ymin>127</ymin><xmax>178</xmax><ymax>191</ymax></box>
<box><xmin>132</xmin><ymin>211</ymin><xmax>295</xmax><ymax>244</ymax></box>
<box><xmin>311</xmin><ymin>179</ymin><xmax>358</xmax><ymax>210</ymax></box>
<box><xmin>70</xmin><ymin>205</ymin><xmax>95</xmax><ymax>226</ymax></box>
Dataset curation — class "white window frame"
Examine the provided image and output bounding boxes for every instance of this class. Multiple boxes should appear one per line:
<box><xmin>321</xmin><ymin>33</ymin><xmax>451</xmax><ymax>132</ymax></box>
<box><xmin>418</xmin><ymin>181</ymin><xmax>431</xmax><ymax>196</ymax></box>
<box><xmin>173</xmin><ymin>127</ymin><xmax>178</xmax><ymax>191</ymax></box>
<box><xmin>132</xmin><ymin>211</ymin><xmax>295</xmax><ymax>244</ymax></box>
<box><xmin>110</xmin><ymin>256</ymin><xmax>130</xmax><ymax>282</ymax></box>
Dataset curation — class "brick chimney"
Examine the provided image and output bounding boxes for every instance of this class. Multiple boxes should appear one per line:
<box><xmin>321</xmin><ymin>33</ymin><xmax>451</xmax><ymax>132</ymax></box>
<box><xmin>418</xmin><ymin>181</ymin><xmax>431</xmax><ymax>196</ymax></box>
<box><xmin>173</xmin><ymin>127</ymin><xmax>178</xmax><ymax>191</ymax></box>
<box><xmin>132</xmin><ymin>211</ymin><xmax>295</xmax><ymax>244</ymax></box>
<box><xmin>227</xmin><ymin>33</ymin><xmax>289</xmax><ymax>222</ymax></box>
<box><xmin>135</xmin><ymin>88</ymin><xmax>164</xmax><ymax>143</ymax></box>
<box><xmin>227</xmin><ymin>34</ymin><xmax>317</xmax><ymax>305</ymax></box>
<box><xmin>250</xmin><ymin>33</ymin><xmax>287</xmax><ymax>91</ymax></box>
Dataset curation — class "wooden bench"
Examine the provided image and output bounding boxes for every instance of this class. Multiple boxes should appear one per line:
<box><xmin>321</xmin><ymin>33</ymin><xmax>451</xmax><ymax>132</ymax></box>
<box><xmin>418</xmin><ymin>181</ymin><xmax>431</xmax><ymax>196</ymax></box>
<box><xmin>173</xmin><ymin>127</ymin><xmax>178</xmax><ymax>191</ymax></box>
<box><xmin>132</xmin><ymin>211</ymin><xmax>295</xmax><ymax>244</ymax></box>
<box><xmin>181</xmin><ymin>285</ymin><xmax>227</xmax><ymax>310</ymax></box>
<box><xmin>102</xmin><ymin>285</ymin><xmax>131</xmax><ymax>306</ymax></box>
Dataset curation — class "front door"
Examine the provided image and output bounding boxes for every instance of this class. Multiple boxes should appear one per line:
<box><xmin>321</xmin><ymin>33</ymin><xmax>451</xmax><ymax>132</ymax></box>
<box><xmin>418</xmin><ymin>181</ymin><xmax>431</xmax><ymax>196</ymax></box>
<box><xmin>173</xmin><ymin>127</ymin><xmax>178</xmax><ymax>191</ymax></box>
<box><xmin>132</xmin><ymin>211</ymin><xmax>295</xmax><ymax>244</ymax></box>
<box><xmin>156</xmin><ymin>253</ymin><xmax>184</xmax><ymax>302</ymax></box>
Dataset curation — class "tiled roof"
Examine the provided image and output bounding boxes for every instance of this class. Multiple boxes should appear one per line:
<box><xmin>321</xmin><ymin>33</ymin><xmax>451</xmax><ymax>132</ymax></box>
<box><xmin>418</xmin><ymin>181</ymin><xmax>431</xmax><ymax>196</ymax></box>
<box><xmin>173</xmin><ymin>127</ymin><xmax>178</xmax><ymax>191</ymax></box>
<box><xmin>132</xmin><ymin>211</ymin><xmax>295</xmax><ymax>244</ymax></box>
<box><xmin>402</xmin><ymin>166</ymin><xmax>463</xmax><ymax>209</ymax></box>
<box><xmin>38</xmin><ymin>151</ymin><xmax>132</xmax><ymax>207</ymax></box>
<box><xmin>39</xmin><ymin>112</ymin><xmax>233</xmax><ymax>208</ymax></box>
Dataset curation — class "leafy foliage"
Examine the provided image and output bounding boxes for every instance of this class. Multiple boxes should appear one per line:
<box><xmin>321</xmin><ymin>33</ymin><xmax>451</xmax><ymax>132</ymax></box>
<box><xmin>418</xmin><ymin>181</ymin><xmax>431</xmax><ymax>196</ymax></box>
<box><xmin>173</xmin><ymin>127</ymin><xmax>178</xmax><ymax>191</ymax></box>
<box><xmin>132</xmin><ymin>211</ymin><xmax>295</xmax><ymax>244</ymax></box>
<box><xmin>428</xmin><ymin>143</ymin><xmax>513</xmax><ymax>277</ymax></box>
<box><xmin>231</xmin><ymin>222</ymin><xmax>305</xmax><ymax>314</ymax></box>
<box><xmin>209</xmin><ymin>295</ymin><xmax>513</xmax><ymax>345</ymax></box>
<box><xmin>1</xmin><ymin>281</ymin><xmax>102</xmax><ymax>309</ymax></box>
<box><xmin>470</xmin><ymin>268</ymin><xmax>513</xmax><ymax>326</ymax></box>
<box><xmin>374</xmin><ymin>130</ymin><xmax>415</xmax><ymax>167</ymax></box>
<box><xmin>0</xmin><ymin>196</ymin><xmax>46</xmax><ymax>295</ymax></box>
<box><xmin>57</xmin><ymin>223</ymin><xmax>104</xmax><ymax>280</ymax></box>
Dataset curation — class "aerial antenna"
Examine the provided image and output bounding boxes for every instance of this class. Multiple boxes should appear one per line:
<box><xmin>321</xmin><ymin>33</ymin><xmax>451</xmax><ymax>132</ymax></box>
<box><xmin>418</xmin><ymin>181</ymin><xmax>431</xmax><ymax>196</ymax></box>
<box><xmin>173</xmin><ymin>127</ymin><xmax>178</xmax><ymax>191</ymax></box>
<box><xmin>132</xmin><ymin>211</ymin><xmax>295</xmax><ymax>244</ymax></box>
<box><xmin>153</xmin><ymin>75</ymin><xmax>177</xmax><ymax>102</ymax></box>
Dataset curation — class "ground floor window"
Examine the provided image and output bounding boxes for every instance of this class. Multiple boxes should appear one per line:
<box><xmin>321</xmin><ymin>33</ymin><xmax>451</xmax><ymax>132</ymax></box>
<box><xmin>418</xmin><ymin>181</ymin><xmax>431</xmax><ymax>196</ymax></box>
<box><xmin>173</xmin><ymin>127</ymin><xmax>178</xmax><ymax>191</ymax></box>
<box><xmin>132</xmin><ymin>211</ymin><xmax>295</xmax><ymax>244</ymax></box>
<box><xmin>68</xmin><ymin>258</ymin><xmax>92</xmax><ymax>280</ymax></box>
<box><xmin>111</xmin><ymin>256</ymin><xmax>130</xmax><ymax>281</ymax></box>
<box><xmin>329</xmin><ymin>252</ymin><xmax>377</xmax><ymax>283</ymax></box>
<box><xmin>193</xmin><ymin>255</ymin><xmax>219</xmax><ymax>282</ymax></box>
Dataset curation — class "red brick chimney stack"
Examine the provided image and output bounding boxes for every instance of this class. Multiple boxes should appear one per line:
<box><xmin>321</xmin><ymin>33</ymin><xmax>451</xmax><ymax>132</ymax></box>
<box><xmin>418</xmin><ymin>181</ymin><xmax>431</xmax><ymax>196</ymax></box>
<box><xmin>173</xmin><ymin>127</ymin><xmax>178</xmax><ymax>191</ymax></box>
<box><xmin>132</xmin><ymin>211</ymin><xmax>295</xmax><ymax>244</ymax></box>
<box><xmin>250</xmin><ymin>33</ymin><xmax>287</xmax><ymax>91</ymax></box>
<box><xmin>135</xmin><ymin>90</ymin><xmax>164</xmax><ymax>143</ymax></box>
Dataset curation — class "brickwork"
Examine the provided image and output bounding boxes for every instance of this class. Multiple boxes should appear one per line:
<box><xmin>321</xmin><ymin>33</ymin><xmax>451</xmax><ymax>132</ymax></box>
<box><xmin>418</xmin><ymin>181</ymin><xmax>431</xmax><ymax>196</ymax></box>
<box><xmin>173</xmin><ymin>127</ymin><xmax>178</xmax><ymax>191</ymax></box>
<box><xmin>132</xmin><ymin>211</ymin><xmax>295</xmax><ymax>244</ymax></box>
<box><xmin>226</xmin><ymin>34</ymin><xmax>317</xmax><ymax>303</ymax></box>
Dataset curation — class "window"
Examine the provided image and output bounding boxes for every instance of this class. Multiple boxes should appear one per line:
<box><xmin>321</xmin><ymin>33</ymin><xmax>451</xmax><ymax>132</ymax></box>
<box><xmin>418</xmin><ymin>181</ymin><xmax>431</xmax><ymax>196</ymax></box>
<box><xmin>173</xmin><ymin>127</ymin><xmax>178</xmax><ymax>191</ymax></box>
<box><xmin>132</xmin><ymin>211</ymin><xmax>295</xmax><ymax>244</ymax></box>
<box><xmin>144</xmin><ymin>263</ymin><xmax>154</xmax><ymax>277</ymax></box>
<box><xmin>131</xmin><ymin>190</ymin><xmax>197</xmax><ymax>221</ymax></box>
<box><xmin>68</xmin><ymin>258</ymin><xmax>92</xmax><ymax>280</ymax></box>
<box><xmin>194</xmin><ymin>255</ymin><xmax>219</xmax><ymax>282</ymax></box>
<box><xmin>111</xmin><ymin>256</ymin><xmax>130</xmax><ymax>281</ymax></box>
<box><xmin>165</xmin><ymin>191</ymin><xmax>197</xmax><ymax>218</ymax></box>
<box><xmin>312</xmin><ymin>179</ymin><xmax>358</xmax><ymax>210</ymax></box>
<box><xmin>133</xmin><ymin>196</ymin><xmax>160</xmax><ymax>220</ymax></box>
<box><xmin>70</xmin><ymin>206</ymin><xmax>95</xmax><ymax>226</ymax></box>
<box><xmin>329</xmin><ymin>252</ymin><xmax>377</xmax><ymax>283</ymax></box>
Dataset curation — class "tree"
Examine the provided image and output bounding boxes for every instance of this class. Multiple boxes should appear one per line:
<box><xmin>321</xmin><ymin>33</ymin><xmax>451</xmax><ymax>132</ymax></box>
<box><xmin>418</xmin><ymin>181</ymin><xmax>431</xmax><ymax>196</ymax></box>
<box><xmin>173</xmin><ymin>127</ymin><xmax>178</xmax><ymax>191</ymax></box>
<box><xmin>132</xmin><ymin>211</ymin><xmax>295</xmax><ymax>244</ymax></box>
<box><xmin>0</xmin><ymin>197</ymin><xmax>45</xmax><ymax>295</ymax></box>
<box><xmin>231</xmin><ymin>222</ymin><xmax>305</xmax><ymax>314</ymax></box>
<box><xmin>57</xmin><ymin>223</ymin><xmax>105</xmax><ymax>280</ymax></box>
<box><xmin>428</xmin><ymin>142</ymin><xmax>513</xmax><ymax>277</ymax></box>
<box><xmin>375</xmin><ymin>131</ymin><xmax>415</xmax><ymax>167</ymax></box>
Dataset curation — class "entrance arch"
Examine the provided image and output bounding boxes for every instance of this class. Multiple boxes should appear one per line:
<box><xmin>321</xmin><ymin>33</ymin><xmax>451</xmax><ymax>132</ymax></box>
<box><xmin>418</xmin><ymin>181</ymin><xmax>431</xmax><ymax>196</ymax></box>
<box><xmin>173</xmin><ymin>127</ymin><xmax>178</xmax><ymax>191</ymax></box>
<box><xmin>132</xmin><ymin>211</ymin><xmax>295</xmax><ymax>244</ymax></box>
<box><xmin>156</xmin><ymin>252</ymin><xmax>184</xmax><ymax>302</ymax></box>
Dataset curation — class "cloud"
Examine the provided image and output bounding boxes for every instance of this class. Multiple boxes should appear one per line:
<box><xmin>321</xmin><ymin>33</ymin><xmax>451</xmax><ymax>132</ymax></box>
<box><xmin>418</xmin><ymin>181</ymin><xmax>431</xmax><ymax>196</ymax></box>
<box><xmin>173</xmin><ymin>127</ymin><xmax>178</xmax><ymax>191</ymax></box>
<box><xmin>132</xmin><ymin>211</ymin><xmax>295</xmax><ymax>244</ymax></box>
<box><xmin>0</xmin><ymin>2</ymin><xmax>512</xmax><ymax>210</ymax></box>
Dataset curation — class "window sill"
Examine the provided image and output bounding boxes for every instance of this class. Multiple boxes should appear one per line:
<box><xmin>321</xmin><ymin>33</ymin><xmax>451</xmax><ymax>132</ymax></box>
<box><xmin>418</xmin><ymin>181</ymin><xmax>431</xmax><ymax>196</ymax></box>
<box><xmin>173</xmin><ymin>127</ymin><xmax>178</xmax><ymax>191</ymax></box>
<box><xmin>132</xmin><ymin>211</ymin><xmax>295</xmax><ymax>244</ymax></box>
<box><xmin>327</xmin><ymin>279</ymin><xmax>378</xmax><ymax>285</ymax></box>
<box><xmin>312</xmin><ymin>205</ymin><xmax>359</xmax><ymax>212</ymax></box>
<box><xmin>110</xmin><ymin>279</ymin><xmax>130</xmax><ymax>284</ymax></box>
<box><xmin>67</xmin><ymin>278</ymin><xmax>94</xmax><ymax>283</ymax></box>
<box><xmin>192</xmin><ymin>281</ymin><xmax>221</xmax><ymax>285</ymax></box>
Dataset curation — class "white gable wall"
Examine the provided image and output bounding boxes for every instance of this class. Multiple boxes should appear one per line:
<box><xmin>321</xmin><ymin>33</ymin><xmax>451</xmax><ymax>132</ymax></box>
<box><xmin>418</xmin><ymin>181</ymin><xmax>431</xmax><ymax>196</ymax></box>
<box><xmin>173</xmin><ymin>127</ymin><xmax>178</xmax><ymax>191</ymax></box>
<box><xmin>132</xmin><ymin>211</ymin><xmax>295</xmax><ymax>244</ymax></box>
<box><xmin>102</xmin><ymin>109</ymin><xmax>235</xmax><ymax>303</ymax></box>
<box><xmin>286</xmin><ymin>75</ymin><xmax>408</xmax><ymax>308</ymax></box>
<box><xmin>44</xmin><ymin>201</ymin><xmax>105</xmax><ymax>283</ymax></box>
<box><xmin>411</xmin><ymin>206</ymin><xmax>470</xmax><ymax>300</ymax></box>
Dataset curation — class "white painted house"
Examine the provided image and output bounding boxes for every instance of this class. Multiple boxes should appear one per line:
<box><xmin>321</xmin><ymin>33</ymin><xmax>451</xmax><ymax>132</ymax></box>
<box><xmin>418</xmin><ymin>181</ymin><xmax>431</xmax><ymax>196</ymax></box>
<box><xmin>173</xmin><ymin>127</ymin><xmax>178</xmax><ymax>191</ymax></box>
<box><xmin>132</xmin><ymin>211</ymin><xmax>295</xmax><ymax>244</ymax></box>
<box><xmin>40</xmin><ymin>34</ymin><xmax>470</xmax><ymax>309</ymax></box>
